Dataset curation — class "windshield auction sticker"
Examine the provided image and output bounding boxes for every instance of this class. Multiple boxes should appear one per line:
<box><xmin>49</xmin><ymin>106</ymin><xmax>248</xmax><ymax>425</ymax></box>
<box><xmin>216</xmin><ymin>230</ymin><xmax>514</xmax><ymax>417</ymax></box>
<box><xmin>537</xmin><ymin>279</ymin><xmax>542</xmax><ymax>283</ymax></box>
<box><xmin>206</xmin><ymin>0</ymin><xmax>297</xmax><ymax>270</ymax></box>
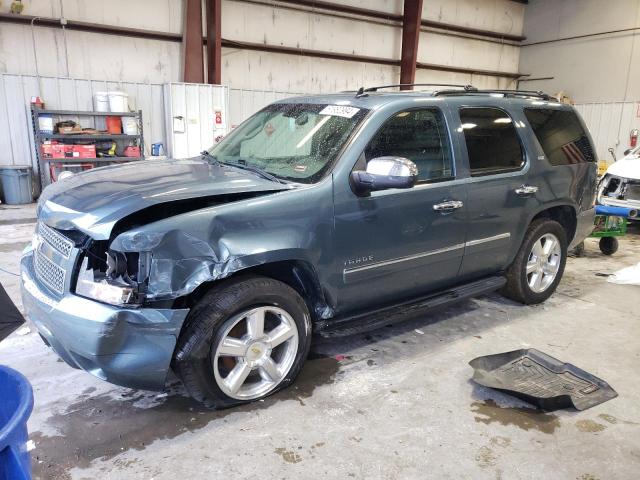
<box><xmin>319</xmin><ymin>105</ymin><xmax>360</xmax><ymax>118</ymax></box>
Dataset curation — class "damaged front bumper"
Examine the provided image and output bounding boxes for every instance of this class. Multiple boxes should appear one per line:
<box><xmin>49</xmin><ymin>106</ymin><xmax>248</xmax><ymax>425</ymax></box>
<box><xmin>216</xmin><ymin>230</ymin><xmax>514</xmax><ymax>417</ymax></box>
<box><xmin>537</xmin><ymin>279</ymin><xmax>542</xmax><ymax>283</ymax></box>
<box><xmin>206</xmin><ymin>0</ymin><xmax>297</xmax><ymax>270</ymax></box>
<box><xmin>598</xmin><ymin>174</ymin><xmax>640</xmax><ymax>213</ymax></box>
<box><xmin>20</xmin><ymin>250</ymin><xmax>189</xmax><ymax>391</ymax></box>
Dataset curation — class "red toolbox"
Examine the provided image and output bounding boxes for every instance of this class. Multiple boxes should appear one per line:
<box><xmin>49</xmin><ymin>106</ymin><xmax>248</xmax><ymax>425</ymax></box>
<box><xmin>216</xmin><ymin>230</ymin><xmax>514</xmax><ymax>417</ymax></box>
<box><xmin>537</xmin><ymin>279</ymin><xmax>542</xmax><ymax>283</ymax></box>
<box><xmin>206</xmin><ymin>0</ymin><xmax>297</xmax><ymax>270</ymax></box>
<box><xmin>41</xmin><ymin>143</ymin><xmax>66</xmax><ymax>159</ymax></box>
<box><xmin>71</xmin><ymin>145</ymin><xmax>96</xmax><ymax>158</ymax></box>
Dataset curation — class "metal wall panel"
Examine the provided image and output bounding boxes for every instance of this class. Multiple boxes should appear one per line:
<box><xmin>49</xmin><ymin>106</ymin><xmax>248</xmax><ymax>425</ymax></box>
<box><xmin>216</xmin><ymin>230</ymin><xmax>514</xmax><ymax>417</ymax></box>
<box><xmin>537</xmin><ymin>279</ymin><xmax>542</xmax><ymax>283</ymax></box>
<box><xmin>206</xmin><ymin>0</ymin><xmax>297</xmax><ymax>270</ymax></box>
<box><xmin>163</xmin><ymin>83</ymin><xmax>230</xmax><ymax>159</ymax></box>
<box><xmin>0</xmin><ymin>74</ymin><xmax>167</xmax><ymax>171</ymax></box>
<box><xmin>575</xmin><ymin>101</ymin><xmax>640</xmax><ymax>164</ymax></box>
<box><xmin>228</xmin><ymin>88</ymin><xmax>303</xmax><ymax>129</ymax></box>
<box><xmin>0</xmin><ymin>74</ymin><xmax>298</xmax><ymax>174</ymax></box>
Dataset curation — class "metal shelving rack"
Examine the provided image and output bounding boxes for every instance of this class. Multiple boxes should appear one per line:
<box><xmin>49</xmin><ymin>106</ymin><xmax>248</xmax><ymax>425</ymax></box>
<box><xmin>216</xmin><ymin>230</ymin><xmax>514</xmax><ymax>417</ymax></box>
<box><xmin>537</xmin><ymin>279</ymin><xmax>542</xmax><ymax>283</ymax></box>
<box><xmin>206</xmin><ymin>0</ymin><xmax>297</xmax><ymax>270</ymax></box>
<box><xmin>31</xmin><ymin>107</ymin><xmax>145</xmax><ymax>188</ymax></box>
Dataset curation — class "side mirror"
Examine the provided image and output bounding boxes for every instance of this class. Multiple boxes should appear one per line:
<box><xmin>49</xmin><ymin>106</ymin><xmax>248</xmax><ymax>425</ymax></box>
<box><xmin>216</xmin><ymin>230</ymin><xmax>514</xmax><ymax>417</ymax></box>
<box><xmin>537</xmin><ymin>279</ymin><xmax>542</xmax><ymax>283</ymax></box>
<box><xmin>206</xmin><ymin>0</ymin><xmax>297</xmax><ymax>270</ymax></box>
<box><xmin>624</xmin><ymin>148</ymin><xmax>632</xmax><ymax>156</ymax></box>
<box><xmin>351</xmin><ymin>156</ymin><xmax>418</xmax><ymax>195</ymax></box>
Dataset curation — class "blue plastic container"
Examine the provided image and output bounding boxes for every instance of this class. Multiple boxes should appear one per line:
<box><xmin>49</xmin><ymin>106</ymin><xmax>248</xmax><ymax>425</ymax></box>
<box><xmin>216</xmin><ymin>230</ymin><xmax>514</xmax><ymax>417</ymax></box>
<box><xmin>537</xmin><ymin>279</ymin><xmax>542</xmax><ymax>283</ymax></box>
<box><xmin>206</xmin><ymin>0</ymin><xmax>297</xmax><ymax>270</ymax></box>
<box><xmin>595</xmin><ymin>204</ymin><xmax>638</xmax><ymax>218</ymax></box>
<box><xmin>0</xmin><ymin>366</ymin><xmax>34</xmax><ymax>480</ymax></box>
<box><xmin>0</xmin><ymin>166</ymin><xmax>33</xmax><ymax>205</ymax></box>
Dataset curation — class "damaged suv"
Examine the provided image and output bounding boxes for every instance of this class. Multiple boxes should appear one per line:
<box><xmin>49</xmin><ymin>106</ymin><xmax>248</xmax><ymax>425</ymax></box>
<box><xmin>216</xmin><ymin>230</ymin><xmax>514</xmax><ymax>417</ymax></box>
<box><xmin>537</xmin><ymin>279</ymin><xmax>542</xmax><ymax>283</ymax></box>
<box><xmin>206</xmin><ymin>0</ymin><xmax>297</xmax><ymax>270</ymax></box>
<box><xmin>21</xmin><ymin>86</ymin><xmax>597</xmax><ymax>408</ymax></box>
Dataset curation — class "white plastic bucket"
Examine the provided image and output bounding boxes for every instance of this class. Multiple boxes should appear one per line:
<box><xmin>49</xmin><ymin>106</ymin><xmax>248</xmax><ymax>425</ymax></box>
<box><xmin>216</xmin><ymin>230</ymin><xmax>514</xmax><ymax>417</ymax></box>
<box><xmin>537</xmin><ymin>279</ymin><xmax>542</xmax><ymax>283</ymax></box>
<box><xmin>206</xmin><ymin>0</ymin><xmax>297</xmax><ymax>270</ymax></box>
<box><xmin>108</xmin><ymin>91</ymin><xmax>129</xmax><ymax>112</ymax></box>
<box><xmin>94</xmin><ymin>92</ymin><xmax>109</xmax><ymax>112</ymax></box>
<box><xmin>122</xmin><ymin>116</ymin><xmax>138</xmax><ymax>135</ymax></box>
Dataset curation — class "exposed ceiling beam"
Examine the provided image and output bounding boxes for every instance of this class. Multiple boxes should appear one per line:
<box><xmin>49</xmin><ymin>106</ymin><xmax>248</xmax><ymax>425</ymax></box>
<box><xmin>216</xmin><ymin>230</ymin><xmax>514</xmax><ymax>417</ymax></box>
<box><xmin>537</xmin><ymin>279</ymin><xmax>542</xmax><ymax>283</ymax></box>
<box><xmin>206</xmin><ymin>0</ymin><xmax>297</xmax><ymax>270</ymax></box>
<box><xmin>205</xmin><ymin>0</ymin><xmax>222</xmax><ymax>84</ymax></box>
<box><xmin>399</xmin><ymin>0</ymin><xmax>423</xmax><ymax>89</ymax></box>
<box><xmin>221</xmin><ymin>39</ymin><xmax>525</xmax><ymax>79</ymax></box>
<box><xmin>0</xmin><ymin>12</ymin><xmax>181</xmax><ymax>42</ymax></box>
<box><xmin>0</xmin><ymin>13</ymin><xmax>524</xmax><ymax>80</ymax></box>
<box><xmin>272</xmin><ymin>0</ymin><xmax>525</xmax><ymax>42</ymax></box>
<box><xmin>183</xmin><ymin>0</ymin><xmax>205</xmax><ymax>83</ymax></box>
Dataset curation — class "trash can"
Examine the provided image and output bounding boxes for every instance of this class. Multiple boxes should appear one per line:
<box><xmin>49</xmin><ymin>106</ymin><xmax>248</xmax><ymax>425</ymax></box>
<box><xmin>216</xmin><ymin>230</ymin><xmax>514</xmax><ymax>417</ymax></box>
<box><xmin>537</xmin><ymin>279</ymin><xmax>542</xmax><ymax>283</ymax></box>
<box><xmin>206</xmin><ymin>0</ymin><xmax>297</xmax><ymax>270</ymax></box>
<box><xmin>0</xmin><ymin>366</ymin><xmax>34</xmax><ymax>480</ymax></box>
<box><xmin>0</xmin><ymin>166</ymin><xmax>33</xmax><ymax>205</ymax></box>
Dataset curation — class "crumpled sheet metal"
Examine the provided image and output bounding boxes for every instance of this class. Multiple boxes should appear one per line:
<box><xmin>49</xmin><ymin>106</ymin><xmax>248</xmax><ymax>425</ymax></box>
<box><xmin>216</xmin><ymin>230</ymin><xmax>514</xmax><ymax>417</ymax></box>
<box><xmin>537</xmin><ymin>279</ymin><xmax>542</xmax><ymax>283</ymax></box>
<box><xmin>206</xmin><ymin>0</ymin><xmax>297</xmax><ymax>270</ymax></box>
<box><xmin>112</xmin><ymin>228</ymin><xmax>310</xmax><ymax>301</ymax></box>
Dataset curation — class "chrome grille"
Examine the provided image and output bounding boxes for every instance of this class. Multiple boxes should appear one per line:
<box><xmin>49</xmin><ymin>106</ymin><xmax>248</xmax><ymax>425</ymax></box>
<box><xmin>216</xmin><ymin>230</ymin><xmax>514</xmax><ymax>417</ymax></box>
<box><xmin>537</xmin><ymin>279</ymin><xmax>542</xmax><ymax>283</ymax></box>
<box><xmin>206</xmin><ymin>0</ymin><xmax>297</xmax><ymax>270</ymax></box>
<box><xmin>34</xmin><ymin>248</ymin><xmax>66</xmax><ymax>294</ymax></box>
<box><xmin>38</xmin><ymin>222</ymin><xmax>74</xmax><ymax>258</ymax></box>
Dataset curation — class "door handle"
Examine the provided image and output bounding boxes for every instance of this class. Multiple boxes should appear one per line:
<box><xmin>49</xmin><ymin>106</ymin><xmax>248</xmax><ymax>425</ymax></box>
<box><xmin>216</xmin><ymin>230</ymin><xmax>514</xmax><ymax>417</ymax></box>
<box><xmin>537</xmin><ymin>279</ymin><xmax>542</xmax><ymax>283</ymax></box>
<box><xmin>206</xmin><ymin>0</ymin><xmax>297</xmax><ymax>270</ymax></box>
<box><xmin>514</xmin><ymin>185</ymin><xmax>539</xmax><ymax>196</ymax></box>
<box><xmin>433</xmin><ymin>200</ymin><xmax>464</xmax><ymax>212</ymax></box>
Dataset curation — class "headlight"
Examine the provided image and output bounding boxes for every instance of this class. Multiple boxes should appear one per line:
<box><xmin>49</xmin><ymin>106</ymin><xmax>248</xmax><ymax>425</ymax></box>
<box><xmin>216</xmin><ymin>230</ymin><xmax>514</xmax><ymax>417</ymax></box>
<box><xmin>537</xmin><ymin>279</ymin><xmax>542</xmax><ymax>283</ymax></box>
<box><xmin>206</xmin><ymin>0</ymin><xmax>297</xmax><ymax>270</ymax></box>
<box><xmin>75</xmin><ymin>256</ymin><xmax>137</xmax><ymax>306</ymax></box>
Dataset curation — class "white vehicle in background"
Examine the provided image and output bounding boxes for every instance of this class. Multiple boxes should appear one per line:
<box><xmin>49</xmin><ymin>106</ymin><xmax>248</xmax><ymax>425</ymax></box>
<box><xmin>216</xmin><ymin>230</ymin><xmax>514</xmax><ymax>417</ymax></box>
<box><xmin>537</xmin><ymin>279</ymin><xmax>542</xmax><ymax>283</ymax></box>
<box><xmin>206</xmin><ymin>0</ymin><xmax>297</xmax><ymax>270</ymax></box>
<box><xmin>598</xmin><ymin>146</ymin><xmax>640</xmax><ymax>213</ymax></box>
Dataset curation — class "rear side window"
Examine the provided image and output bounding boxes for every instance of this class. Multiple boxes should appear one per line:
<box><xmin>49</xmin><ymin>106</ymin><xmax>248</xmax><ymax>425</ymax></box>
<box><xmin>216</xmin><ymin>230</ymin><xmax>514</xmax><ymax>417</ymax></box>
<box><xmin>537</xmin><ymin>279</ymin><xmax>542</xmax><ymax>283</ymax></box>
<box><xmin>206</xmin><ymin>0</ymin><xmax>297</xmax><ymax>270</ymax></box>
<box><xmin>365</xmin><ymin>108</ymin><xmax>453</xmax><ymax>182</ymax></box>
<box><xmin>524</xmin><ymin>108</ymin><xmax>595</xmax><ymax>165</ymax></box>
<box><xmin>459</xmin><ymin>107</ymin><xmax>524</xmax><ymax>176</ymax></box>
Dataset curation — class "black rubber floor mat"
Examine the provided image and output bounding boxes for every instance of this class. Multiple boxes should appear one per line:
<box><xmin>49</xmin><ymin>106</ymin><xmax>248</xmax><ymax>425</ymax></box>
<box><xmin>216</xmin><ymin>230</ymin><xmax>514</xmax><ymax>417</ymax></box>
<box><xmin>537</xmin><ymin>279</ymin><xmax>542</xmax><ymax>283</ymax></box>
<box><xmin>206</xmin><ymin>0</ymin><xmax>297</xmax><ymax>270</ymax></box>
<box><xmin>0</xmin><ymin>281</ymin><xmax>25</xmax><ymax>342</ymax></box>
<box><xmin>469</xmin><ymin>349</ymin><xmax>618</xmax><ymax>411</ymax></box>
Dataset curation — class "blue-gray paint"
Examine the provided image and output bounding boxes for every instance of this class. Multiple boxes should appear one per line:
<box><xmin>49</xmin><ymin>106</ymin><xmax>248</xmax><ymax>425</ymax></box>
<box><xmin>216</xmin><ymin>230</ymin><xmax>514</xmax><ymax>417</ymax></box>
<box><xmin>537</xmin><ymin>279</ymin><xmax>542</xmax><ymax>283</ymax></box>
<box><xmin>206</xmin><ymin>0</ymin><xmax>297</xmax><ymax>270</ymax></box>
<box><xmin>22</xmin><ymin>91</ymin><xmax>597</xmax><ymax>390</ymax></box>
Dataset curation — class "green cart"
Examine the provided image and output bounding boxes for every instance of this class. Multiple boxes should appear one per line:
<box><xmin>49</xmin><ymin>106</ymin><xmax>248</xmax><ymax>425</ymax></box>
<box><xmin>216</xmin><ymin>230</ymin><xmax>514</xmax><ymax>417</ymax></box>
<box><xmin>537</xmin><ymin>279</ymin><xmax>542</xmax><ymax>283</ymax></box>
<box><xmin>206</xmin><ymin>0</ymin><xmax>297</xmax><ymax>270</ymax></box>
<box><xmin>575</xmin><ymin>205</ymin><xmax>634</xmax><ymax>256</ymax></box>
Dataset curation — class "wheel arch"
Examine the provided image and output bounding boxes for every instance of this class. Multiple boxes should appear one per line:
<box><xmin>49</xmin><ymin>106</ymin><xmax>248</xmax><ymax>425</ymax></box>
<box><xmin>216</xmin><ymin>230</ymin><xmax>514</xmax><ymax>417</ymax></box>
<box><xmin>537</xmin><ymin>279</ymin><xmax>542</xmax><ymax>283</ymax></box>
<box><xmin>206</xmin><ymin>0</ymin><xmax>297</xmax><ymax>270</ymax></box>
<box><xmin>530</xmin><ymin>204</ymin><xmax>577</xmax><ymax>245</ymax></box>
<box><xmin>173</xmin><ymin>259</ymin><xmax>333</xmax><ymax>323</ymax></box>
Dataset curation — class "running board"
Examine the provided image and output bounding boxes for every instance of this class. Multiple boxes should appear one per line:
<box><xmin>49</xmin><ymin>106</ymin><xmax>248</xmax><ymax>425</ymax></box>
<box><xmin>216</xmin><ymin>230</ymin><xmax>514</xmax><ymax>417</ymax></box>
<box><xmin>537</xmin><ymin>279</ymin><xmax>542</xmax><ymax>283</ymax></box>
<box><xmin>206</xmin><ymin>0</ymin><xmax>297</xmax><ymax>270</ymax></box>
<box><xmin>316</xmin><ymin>275</ymin><xmax>506</xmax><ymax>338</ymax></box>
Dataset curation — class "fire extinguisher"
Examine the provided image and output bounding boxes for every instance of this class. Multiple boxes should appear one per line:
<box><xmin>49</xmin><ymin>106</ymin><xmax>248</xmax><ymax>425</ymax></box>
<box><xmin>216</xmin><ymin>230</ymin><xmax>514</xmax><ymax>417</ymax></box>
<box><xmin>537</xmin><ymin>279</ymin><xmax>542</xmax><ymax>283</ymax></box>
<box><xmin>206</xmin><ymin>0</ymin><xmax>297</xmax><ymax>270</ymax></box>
<box><xmin>631</xmin><ymin>128</ymin><xmax>639</xmax><ymax>148</ymax></box>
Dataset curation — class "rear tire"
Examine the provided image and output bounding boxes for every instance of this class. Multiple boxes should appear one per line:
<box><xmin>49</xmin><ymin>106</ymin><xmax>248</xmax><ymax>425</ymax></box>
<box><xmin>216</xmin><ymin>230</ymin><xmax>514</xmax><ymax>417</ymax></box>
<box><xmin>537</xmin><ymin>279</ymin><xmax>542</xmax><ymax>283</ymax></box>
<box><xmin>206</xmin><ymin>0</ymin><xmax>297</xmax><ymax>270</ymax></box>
<box><xmin>502</xmin><ymin>219</ymin><xmax>567</xmax><ymax>304</ymax></box>
<box><xmin>173</xmin><ymin>276</ymin><xmax>312</xmax><ymax>408</ymax></box>
<box><xmin>599</xmin><ymin>237</ymin><xmax>619</xmax><ymax>255</ymax></box>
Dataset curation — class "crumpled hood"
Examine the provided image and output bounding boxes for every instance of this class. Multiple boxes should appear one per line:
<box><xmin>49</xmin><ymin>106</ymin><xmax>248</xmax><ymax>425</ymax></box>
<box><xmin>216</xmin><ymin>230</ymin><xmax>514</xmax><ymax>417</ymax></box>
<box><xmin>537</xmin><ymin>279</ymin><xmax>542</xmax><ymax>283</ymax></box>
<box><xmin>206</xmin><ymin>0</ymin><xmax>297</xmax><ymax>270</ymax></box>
<box><xmin>38</xmin><ymin>158</ymin><xmax>291</xmax><ymax>239</ymax></box>
<box><xmin>607</xmin><ymin>155</ymin><xmax>640</xmax><ymax>180</ymax></box>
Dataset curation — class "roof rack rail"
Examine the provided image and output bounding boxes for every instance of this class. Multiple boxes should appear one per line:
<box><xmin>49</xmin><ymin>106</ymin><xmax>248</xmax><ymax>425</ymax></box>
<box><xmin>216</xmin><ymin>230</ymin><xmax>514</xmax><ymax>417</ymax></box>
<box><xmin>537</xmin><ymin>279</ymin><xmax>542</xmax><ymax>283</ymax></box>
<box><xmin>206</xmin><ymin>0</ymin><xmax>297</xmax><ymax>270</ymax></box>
<box><xmin>433</xmin><ymin>89</ymin><xmax>557</xmax><ymax>101</ymax></box>
<box><xmin>355</xmin><ymin>83</ymin><xmax>476</xmax><ymax>97</ymax></box>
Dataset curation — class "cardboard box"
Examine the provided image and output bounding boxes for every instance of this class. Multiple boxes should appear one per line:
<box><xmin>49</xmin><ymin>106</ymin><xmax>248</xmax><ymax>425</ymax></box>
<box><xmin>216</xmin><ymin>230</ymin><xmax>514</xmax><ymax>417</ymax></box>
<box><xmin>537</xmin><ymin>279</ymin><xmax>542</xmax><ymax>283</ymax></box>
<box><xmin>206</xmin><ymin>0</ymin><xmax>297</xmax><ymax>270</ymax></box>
<box><xmin>57</xmin><ymin>125</ymin><xmax>82</xmax><ymax>134</ymax></box>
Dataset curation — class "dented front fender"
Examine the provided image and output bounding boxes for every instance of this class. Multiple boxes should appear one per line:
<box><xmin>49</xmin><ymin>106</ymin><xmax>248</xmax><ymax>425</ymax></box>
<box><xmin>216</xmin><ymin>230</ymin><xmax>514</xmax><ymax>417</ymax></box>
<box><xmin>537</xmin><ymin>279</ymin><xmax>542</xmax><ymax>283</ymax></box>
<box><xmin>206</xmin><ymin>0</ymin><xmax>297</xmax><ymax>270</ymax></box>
<box><xmin>110</xmin><ymin>181</ymin><xmax>335</xmax><ymax>301</ymax></box>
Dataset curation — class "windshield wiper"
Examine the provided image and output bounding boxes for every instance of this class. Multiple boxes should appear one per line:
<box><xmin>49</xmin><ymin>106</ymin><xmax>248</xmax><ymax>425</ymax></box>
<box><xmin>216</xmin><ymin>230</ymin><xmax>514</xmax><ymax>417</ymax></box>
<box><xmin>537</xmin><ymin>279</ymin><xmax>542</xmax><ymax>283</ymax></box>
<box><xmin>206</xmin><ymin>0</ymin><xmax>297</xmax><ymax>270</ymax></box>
<box><xmin>200</xmin><ymin>150</ymin><xmax>218</xmax><ymax>163</ymax></box>
<box><xmin>221</xmin><ymin>161</ymin><xmax>287</xmax><ymax>184</ymax></box>
<box><xmin>202</xmin><ymin>152</ymin><xmax>286</xmax><ymax>184</ymax></box>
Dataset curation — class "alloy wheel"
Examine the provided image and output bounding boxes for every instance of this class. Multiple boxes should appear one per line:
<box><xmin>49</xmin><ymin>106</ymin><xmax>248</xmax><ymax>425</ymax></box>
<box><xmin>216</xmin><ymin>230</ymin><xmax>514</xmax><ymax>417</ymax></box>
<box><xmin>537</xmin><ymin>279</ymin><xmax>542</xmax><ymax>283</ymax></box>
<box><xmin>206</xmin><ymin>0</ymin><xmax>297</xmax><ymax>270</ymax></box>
<box><xmin>212</xmin><ymin>306</ymin><xmax>299</xmax><ymax>400</ymax></box>
<box><xmin>526</xmin><ymin>233</ymin><xmax>562</xmax><ymax>293</ymax></box>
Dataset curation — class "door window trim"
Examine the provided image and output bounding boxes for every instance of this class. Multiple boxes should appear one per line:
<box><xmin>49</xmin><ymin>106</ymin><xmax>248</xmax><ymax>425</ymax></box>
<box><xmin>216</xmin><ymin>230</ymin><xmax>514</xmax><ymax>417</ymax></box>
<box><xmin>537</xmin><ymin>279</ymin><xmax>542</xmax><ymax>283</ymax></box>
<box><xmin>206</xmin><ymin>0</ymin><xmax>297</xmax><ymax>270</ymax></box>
<box><xmin>457</xmin><ymin>106</ymin><xmax>527</xmax><ymax>178</ymax></box>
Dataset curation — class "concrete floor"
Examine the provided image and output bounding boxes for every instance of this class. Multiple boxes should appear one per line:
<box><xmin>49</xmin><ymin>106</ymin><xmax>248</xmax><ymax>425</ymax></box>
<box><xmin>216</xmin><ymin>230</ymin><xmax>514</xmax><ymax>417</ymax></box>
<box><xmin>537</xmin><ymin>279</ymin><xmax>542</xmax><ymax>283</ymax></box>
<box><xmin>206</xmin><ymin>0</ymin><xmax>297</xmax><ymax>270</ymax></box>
<box><xmin>1</xmin><ymin>202</ymin><xmax>639</xmax><ymax>480</ymax></box>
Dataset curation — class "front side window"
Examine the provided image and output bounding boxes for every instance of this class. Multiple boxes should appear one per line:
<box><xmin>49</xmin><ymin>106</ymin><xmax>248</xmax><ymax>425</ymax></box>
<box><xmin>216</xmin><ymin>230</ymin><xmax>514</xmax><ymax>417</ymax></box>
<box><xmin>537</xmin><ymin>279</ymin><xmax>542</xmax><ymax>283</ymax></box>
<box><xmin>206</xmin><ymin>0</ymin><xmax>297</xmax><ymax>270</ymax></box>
<box><xmin>210</xmin><ymin>103</ymin><xmax>369</xmax><ymax>183</ymax></box>
<box><xmin>524</xmin><ymin>108</ymin><xmax>596</xmax><ymax>165</ymax></box>
<box><xmin>364</xmin><ymin>108</ymin><xmax>453</xmax><ymax>182</ymax></box>
<box><xmin>459</xmin><ymin>107</ymin><xmax>524</xmax><ymax>176</ymax></box>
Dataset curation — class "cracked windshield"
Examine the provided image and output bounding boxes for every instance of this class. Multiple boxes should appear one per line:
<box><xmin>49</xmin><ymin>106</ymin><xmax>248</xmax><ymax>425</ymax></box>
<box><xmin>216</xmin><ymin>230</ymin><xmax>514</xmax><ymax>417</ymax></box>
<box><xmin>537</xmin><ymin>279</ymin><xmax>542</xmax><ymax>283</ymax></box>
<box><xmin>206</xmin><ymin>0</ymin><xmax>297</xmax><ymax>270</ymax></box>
<box><xmin>209</xmin><ymin>103</ymin><xmax>369</xmax><ymax>183</ymax></box>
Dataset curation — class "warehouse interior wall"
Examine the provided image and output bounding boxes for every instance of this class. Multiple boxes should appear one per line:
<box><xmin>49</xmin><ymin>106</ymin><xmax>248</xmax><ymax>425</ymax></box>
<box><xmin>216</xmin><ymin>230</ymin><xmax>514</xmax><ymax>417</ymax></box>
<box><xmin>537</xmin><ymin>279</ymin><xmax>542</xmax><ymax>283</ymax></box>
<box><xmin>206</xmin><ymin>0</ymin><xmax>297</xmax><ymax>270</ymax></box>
<box><xmin>519</xmin><ymin>0</ymin><xmax>640</xmax><ymax>103</ymax></box>
<box><xmin>0</xmin><ymin>0</ymin><xmax>524</xmax><ymax>91</ymax></box>
<box><xmin>0</xmin><ymin>0</ymin><xmax>525</xmax><ymax>168</ymax></box>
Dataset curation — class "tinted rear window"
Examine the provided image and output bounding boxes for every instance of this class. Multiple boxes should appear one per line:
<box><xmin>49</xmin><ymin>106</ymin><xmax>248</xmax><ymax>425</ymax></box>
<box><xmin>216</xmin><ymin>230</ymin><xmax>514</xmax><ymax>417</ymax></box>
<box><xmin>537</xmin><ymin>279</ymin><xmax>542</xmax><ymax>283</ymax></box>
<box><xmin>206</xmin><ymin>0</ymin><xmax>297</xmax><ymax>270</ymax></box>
<box><xmin>459</xmin><ymin>107</ymin><xmax>524</xmax><ymax>176</ymax></box>
<box><xmin>524</xmin><ymin>108</ymin><xmax>596</xmax><ymax>165</ymax></box>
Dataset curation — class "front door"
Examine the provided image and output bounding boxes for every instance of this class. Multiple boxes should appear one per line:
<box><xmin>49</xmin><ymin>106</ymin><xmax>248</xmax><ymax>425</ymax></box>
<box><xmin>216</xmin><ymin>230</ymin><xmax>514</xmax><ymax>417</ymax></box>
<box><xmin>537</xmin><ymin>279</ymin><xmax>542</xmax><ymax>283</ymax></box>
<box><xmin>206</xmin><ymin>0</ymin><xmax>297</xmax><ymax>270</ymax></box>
<box><xmin>333</xmin><ymin>106</ymin><xmax>468</xmax><ymax>313</ymax></box>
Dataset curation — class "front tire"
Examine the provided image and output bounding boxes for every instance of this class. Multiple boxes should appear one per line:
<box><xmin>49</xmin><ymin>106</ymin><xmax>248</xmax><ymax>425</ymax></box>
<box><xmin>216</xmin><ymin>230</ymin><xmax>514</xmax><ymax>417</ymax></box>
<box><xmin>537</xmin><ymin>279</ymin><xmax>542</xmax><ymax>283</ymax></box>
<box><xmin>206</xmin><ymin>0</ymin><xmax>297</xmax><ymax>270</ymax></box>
<box><xmin>502</xmin><ymin>219</ymin><xmax>567</xmax><ymax>304</ymax></box>
<box><xmin>173</xmin><ymin>276</ymin><xmax>312</xmax><ymax>408</ymax></box>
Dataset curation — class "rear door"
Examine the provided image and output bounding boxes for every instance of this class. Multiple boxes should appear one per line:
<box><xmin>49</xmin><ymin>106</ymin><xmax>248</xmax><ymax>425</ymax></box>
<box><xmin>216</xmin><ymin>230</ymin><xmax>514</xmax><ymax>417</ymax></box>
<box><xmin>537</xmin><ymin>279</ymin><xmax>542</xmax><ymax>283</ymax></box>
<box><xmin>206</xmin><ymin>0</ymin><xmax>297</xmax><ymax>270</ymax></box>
<box><xmin>455</xmin><ymin>106</ymin><xmax>535</xmax><ymax>278</ymax></box>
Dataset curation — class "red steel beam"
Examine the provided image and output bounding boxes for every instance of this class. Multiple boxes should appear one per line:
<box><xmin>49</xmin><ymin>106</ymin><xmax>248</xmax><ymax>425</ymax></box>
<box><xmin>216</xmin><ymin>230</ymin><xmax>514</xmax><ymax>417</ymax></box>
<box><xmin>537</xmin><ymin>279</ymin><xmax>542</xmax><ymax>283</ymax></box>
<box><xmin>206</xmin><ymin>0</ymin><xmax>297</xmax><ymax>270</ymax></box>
<box><xmin>399</xmin><ymin>0</ymin><xmax>423</xmax><ymax>89</ymax></box>
<box><xmin>182</xmin><ymin>0</ymin><xmax>204</xmax><ymax>83</ymax></box>
<box><xmin>206</xmin><ymin>0</ymin><xmax>222</xmax><ymax>84</ymax></box>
